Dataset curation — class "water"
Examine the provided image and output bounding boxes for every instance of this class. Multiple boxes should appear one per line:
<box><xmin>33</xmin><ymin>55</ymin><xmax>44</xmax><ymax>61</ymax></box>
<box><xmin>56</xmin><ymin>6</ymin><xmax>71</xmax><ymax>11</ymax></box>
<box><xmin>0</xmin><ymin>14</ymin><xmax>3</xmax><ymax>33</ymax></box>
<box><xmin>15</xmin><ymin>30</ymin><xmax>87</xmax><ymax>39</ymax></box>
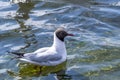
<box><xmin>0</xmin><ymin>0</ymin><xmax>120</xmax><ymax>80</ymax></box>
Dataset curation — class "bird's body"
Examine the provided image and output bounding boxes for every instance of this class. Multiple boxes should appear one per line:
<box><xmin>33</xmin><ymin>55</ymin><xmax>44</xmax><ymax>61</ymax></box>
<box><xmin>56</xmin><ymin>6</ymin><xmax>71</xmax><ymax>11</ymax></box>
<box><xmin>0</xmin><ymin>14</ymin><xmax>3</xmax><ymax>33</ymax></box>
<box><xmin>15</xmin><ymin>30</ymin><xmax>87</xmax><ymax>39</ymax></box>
<box><xmin>11</xmin><ymin>28</ymin><xmax>73</xmax><ymax>66</ymax></box>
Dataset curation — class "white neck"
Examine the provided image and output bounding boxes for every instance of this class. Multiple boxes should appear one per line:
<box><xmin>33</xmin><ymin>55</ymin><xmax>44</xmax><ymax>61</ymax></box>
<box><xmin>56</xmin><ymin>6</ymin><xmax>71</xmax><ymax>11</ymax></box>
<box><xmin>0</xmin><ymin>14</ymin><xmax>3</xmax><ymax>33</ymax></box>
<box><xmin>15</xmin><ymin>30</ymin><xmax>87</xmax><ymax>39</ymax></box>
<box><xmin>52</xmin><ymin>32</ymin><xmax>66</xmax><ymax>55</ymax></box>
<box><xmin>52</xmin><ymin>32</ymin><xmax>65</xmax><ymax>48</ymax></box>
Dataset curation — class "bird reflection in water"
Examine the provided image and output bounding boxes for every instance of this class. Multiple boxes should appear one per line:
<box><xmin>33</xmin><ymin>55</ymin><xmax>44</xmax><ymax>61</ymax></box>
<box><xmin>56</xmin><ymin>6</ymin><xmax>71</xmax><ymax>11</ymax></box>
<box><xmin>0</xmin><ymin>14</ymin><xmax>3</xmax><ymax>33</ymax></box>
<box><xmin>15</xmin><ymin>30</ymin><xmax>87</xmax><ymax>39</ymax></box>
<box><xmin>8</xmin><ymin>61</ymin><xmax>73</xmax><ymax>80</ymax></box>
<box><xmin>8</xmin><ymin>61</ymin><xmax>89</xmax><ymax>80</ymax></box>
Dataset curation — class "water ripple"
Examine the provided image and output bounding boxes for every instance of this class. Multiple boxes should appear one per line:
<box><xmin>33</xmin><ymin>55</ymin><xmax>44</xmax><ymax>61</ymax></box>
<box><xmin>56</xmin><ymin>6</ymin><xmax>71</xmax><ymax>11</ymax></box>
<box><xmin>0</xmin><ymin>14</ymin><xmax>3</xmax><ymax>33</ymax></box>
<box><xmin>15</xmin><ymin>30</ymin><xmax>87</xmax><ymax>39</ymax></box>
<box><xmin>0</xmin><ymin>0</ymin><xmax>120</xmax><ymax>80</ymax></box>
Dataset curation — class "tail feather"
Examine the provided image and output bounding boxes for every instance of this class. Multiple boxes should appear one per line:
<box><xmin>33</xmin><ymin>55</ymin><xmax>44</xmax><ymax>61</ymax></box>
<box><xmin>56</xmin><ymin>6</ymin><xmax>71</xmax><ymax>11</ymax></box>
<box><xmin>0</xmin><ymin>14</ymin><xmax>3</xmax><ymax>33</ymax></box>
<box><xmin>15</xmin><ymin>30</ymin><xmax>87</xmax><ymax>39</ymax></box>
<box><xmin>8</xmin><ymin>51</ymin><xmax>24</xmax><ymax>57</ymax></box>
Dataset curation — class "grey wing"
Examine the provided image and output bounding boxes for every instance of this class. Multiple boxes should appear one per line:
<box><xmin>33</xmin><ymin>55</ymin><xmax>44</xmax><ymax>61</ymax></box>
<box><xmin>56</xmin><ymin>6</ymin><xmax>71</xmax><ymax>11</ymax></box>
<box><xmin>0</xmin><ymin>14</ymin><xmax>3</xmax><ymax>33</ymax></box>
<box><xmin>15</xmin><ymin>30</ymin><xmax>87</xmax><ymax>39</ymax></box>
<box><xmin>22</xmin><ymin>47</ymin><xmax>62</xmax><ymax>63</ymax></box>
<box><xmin>34</xmin><ymin>47</ymin><xmax>49</xmax><ymax>53</ymax></box>
<box><xmin>30</xmin><ymin>54</ymin><xmax>62</xmax><ymax>62</ymax></box>
<box><xmin>23</xmin><ymin>47</ymin><xmax>49</xmax><ymax>58</ymax></box>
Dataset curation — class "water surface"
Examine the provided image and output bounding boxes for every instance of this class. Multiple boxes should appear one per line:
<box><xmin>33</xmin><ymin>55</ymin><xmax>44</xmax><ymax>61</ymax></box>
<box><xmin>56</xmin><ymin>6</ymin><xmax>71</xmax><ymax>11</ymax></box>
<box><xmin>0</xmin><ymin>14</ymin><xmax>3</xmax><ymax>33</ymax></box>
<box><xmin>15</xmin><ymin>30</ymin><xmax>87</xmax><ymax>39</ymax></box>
<box><xmin>0</xmin><ymin>0</ymin><xmax>120</xmax><ymax>80</ymax></box>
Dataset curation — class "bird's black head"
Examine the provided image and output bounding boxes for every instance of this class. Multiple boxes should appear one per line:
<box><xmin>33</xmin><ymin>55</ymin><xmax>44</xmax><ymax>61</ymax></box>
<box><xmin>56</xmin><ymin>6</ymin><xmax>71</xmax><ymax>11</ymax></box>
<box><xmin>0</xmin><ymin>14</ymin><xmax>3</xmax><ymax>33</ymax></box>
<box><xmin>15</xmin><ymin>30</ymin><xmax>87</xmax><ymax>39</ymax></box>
<box><xmin>55</xmin><ymin>28</ymin><xmax>74</xmax><ymax>41</ymax></box>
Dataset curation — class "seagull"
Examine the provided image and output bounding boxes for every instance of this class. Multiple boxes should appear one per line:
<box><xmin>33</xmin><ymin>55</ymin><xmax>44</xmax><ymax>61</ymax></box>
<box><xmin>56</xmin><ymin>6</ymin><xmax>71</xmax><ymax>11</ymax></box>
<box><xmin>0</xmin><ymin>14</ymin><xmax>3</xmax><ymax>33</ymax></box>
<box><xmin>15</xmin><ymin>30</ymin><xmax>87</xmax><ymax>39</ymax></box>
<box><xmin>10</xmin><ymin>28</ymin><xmax>74</xmax><ymax>66</ymax></box>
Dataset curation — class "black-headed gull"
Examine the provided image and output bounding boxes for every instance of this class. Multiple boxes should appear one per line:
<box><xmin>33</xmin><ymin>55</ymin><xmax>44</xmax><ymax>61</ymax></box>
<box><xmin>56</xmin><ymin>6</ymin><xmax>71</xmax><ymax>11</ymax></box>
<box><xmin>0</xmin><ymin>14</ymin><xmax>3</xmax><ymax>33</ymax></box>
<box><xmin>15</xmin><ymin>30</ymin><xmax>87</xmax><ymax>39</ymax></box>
<box><xmin>11</xmin><ymin>28</ymin><xmax>73</xmax><ymax>66</ymax></box>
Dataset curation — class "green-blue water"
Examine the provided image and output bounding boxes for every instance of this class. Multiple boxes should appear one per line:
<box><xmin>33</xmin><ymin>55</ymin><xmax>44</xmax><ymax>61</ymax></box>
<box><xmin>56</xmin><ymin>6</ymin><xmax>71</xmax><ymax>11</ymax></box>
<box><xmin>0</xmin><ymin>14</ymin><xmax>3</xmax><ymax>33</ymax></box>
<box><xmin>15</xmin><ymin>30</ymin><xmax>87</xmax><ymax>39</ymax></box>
<box><xmin>0</xmin><ymin>0</ymin><xmax>120</xmax><ymax>80</ymax></box>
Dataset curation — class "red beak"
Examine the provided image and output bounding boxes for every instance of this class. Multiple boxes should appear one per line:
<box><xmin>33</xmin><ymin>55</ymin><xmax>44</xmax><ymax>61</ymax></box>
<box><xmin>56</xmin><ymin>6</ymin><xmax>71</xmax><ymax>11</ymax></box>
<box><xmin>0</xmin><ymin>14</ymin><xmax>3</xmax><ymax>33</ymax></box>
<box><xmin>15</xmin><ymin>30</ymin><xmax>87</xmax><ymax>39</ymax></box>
<box><xmin>67</xmin><ymin>33</ymin><xmax>74</xmax><ymax>36</ymax></box>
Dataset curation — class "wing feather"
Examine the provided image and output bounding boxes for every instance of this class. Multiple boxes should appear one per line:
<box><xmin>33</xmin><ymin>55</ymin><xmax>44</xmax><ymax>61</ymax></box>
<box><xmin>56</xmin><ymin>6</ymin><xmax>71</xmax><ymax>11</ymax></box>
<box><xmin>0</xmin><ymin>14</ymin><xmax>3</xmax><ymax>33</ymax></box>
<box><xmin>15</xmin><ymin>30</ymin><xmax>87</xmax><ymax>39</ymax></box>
<box><xmin>22</xmin><ymin>47</ymin><xmax>62</xmax><ymax>63</ymax></box>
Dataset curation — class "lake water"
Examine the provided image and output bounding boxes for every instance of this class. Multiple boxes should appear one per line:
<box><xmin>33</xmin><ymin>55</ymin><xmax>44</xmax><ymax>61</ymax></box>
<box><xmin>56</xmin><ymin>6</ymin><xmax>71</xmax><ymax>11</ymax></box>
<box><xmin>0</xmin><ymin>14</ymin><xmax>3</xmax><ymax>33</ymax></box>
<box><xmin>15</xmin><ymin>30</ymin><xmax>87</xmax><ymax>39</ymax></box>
<box><xmin>0</xmin><ymin>0</ymin><xmax>120</xmax><ymax>80</ymax></box>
